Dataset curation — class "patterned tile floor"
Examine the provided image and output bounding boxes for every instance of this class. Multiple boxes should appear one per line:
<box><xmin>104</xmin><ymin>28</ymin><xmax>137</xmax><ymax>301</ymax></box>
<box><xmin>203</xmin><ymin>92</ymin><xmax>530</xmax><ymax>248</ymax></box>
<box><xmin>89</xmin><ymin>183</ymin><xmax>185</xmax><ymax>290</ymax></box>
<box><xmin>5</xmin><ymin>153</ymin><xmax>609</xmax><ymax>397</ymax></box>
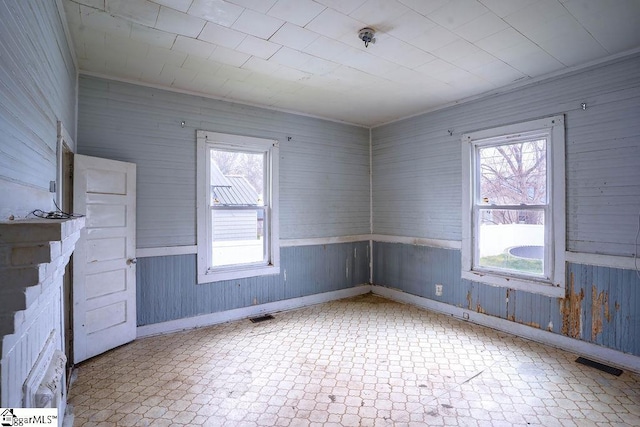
<box><xmin>68</xmin><ymin>294</ymin><xmax>640</xmax><ymax>426</ymax></box>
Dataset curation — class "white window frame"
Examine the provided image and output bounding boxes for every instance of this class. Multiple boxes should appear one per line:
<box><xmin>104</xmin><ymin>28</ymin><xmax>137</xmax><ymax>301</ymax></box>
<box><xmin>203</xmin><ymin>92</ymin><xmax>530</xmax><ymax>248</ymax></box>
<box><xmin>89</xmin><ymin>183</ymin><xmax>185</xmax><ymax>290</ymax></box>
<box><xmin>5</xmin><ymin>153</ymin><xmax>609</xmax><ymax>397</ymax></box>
<box><xmin>196</xmin><ymin>130</ymin><xmax>279</xmax><ymax>284</ymax></box>
<box><xmin>461</xmin><ymin>116</ymin><xmax>565</xmax><ymax>298</ymax></box>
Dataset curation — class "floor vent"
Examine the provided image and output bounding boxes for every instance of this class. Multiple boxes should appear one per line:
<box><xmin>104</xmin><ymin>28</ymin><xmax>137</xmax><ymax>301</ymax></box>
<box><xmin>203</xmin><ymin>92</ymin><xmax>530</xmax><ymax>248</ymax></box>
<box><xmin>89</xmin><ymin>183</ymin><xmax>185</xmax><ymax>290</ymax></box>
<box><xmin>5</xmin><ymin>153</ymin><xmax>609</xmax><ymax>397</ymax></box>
<box><xmin>575</xmin><ymin>357</ymin><xmax>623</xmax><ymax>376</ymax></box>
<box><xmin>249</xmin><ymin>314</ymin><xmax>275</xmax><ymax>323</ymax></box>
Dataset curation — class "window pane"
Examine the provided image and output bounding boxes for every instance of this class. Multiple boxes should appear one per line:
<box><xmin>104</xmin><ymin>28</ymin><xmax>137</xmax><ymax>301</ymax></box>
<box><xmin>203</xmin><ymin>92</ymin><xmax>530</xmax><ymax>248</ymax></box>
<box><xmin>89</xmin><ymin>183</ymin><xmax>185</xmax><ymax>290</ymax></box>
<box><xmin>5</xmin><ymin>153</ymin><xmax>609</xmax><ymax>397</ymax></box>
<box><xmin>210</xmin><ymin>148</ymin><xmax>267</xmax><ymax>268</ymax></box>
<box><xmin>478</xmin><ymin>139</ymin><xmax>546</xmax><ymax>206</ymax></box>
<box><xmin>476</xmin><ymin>209</ymin><xmax>544</xmax><ymax>275</ymax></box>
<box><xmin>211</xmin><ymin>209</ymin><xmax>265</xmax><ymax>267</ymax></box>
<box><xmin>210</xmin><ymin>150</ymin><xmax>264</xmax><ymax>206</ymax></box>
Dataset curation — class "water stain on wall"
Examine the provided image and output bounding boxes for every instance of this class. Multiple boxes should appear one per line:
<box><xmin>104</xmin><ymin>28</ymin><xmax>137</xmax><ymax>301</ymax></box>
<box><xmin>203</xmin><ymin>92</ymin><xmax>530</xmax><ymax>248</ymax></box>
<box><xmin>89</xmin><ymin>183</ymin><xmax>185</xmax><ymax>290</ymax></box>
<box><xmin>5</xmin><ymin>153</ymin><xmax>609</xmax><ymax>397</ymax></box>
<box><xmin>561</xmin><ymin>273</ymin><xmax>584</xmax><ymax>338</ymax></box>
<box><xmin>591</xmin><ymin>285</ymin><xmax>610</xmax><ymax>341</ymax></box>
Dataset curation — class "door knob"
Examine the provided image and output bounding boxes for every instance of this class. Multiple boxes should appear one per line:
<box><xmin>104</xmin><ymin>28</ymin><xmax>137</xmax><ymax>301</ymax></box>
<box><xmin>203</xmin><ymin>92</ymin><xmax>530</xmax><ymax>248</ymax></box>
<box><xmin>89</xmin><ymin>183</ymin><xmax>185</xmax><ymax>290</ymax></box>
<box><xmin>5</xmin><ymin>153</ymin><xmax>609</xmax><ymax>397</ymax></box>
<box><xmin>127</xmin><ymin>258</ymin><xmax>137</xmax><ymax>265</ymax></box>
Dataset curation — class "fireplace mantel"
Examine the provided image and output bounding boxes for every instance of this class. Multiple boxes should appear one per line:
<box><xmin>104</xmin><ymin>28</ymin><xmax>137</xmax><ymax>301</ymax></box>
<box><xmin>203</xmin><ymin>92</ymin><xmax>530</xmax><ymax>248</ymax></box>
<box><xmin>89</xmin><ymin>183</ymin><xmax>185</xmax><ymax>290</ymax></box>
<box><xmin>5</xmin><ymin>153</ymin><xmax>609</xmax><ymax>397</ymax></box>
<box><xmin>0</xmin><ymin>216</ymin><xmax>84</xmax><ymax>416</ymax></box>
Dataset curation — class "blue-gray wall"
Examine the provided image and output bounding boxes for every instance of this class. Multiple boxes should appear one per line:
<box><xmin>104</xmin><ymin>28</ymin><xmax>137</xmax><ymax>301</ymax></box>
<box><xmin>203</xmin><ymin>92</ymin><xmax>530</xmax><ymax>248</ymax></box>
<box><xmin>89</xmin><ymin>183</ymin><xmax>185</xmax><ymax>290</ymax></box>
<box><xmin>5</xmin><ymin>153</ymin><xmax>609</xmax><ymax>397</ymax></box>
<box><xmin>78</xmin><ymin>76</ymin><xmax>370</xmax><ymax>247</ymax></box>
<box><xmin>0</xmin><ymin>1</ymin><xmax>77</xmax><ymax>218</ymax></box>
<box><xmin>373</xmin><ymin>54</ymin><xmax>640</xmax><ymax>256</ymax></box>
<box><xmin>373</xmin><ymin>243</ymin><xmax>640</xmax><ymax>356</ymax></box>
<box><xmin>77</xmin><ymin>76</ymin><xmax>371</xmax><ymax>325</ymax></box>
<box><xmin>138</xmin><ymin>242</ymin><xmax>369</xmax><ymax>325</ymax></box>
<box><xmin>372</xmin><ymin>53</ymin><xmax>640</xmax><ymax>357</ymax></box>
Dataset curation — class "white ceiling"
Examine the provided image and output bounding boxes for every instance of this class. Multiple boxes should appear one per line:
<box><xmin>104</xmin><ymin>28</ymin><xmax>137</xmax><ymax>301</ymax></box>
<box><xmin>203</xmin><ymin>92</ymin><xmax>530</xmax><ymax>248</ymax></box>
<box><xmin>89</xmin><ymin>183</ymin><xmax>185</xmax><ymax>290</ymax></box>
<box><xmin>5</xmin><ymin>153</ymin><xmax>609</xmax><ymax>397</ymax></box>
<box><xmin>63</xmin><ymin>0</ymin><xmax>640</xmax><ymax>126</ymax></box>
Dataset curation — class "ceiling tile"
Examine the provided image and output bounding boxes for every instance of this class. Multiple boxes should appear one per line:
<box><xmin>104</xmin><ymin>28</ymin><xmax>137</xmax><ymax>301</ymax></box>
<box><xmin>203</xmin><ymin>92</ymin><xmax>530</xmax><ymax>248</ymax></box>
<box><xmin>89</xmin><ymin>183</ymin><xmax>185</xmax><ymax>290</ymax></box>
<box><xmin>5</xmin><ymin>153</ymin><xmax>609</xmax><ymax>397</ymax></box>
<box><xmin>269</xmin><ymin>23</ymin><xmax>319</xmax><ymax>50</ymax></box>
<box><xmin>209</xmin><ymin>45</ymin><xmax>251</xmax><ymax>67</ymax></box>
<box><xmin>64</xmin><ymin>0</ymin><xmax>640</xmax><ymax>126</ymax></box>
<box><xmin>490</xmin><ymin>40</ymin><xmax>564</xmax><ymax>76</ymax></box>
<box><xmin>329</xmin><ymin>66</ymin><xmax>383</xmax><ymax>87</ymax></box>
<box><xmin>504</xmin><ymin>3</ymin><xmax>608</xmax><ymax>66</ymax></box>
<box><xmin>415</xmin><ymin>58</ymin><xmax>458</xmax><ymax>80</ymax></box>
<box><xmin>106</xmin><ymin>0</ymin><xmax>159</xmax><ymax>27</ymax></box>
<box><xmin>562</xmin><ymin>0</ymin><xmax>640</xmax><ymax>53</ymax></box>
<box><xmin>143</xmin><ymin>65</ymin><xmax>181</xmax><ymax>87</ymax></box>
<box><xmin>502</xmin><ymin>0</ymin><xmax>570</xmax><ymax>37</ymax></box>
<box><xmin>305</xmin><ymin>37</ymin><xmax>351</xmax><ymax>62</ymax></box>
<box><xmin>77</xmin><ymin>29</ymin><xmax>106</xmax><ymax>59</ymax></box>
<box><xmin>478</xmin><ymin>0</ymin><xmax>539</xmax><ymax>18</ymax></box>
<box><xmin>433</xmin><ymin>39</ymin><xmax>481</xmax><ymax>62</ymax></box>
<box><xmin>172</xmin><ymin>35</ymin><xmax>216</xmax><ymax>58</ymax></box>
<box><xmin>339</xmin><ymin>50</ymin><xmax>399</xmax><ymax>78</ymax></box>
<box><xmin>105</xmin><ymin>33</ymin><xmax>150</xmax><ymax>58</ymax></box>
<box><xmin>80</xmin><ymin>5</ymin><xmax>132</xmax><ymax>37</ymax></box>
<box><xmin>167</xmin><ymin>65</ymin><xmax>198</xmax><ymax>87</ymax></box>
<box><xmin>78</xmin><ymin>56</ymin><xmax>104</xmax><ymax>73</ymax></box>
<box><xmin>242</xmin><ymin>57</ymin><xmax>312</xmax><ymax>81</ymax></box>
<box><xmin>155</xmin><ymin>6</ymin><xmax>206</xmax><ymax>38</ymax></box>
<box><xmin>536</xmin><ymin>27</ymin><xmax>608</xmax><ymax>67</ymax></box>
<box><xmin>453</xmin><ymin>11</ymin><xmax>509</xmax><ymax>42</ymax></box>
<box><xmin>469</xmin><ymin>60</ymin><xmax>525</xmax><ymax>85</ymax></box>
<box><xmin>450</xmin><ymin>49</ymin><xmax>497</xmax><ymax>71</ymax></box>
<box><xmin>267</xmin><ymin>0</ymin><xmax>326</xmax><ymax>27</ymax></box>
<box><xmin>428</xmin><ymin>0</ymin><xmax>489</xmax><ymax>30</ymax></box>
<box><xmin>198</xmin><ymin>22</ymin><xmax>247</xmax><ymax>49</ymax></box>
<box><xmin>225</xmin><ymin>0</ymin><xmax>277</xmax><ymax>13</ymax></box>
<box><xmin>181</xmin><ymin>55</ymin><xmax>222</xmax><ymax>73</ymax></box>
<box><xmin>270</xmin><ymin>47</ymin><xmax>339</xmax><ymax>75</ymax></box>
<box><xmin>269</xmin><ymin>46</ymin><xmax>307</xmax><ymax>70</ymax></box>
<box><xmin>127</xmin><ymin>53</ymin><xmax>165</xmax><ymax>79</ymax></box>
<box><xmin>313</xmin><ymin>0</ymin><xmax>367</xmax><ymax>15</ymax></box>
<box><xmin>146</xmin><ymin>46</ymin><xmax>188</xmax><ymax>67</ymax></box>
<box><xmin>71</xmin><ymin>0</ymin><xmax>106</xmax><ymax>9</ymax></box>
<box><xmin>386</xmin><ymin>10</ymin><xmax>438</xmax><ymax>43</ymax></box>
<box><xmin>63</xmin><ymin>0</ymin><xmax>83</xmax><ymax>26</ymax></box>
<box><xmin>236</xmin><ymin>35</ymin><xmax>282</xmax><ymax>59</ymax></box>
<box><xmin>306</xmin><ymin>8</ymin><xmax>366</xmax><ymax>40</ymax></box>
<box><xmin>409</xmin><ymin>26</ymin><xmax>460</xmax><ymax>53</ymax></box>
<box><xmin>102</xmin><ymin>48</ymin><xmax>127</xmax><ymax>73</ymax></box>
<box><xmin>349</xmin><ymin>0</ymin><xmax>410</xmax><ymax>28</ymax></box>
<box><xmin>475</xmin><ymin>27</ymin><xmax>529</xmax><ymax>54</ymax></box>
<box><xmin>397</xmin><ymin>0</ymin><xmax>448</xmax><ymax>16</ymax></box>
<box><xmin>150</xmin><ymin>0</ymin><xmax>192</xmax><ymax>13</ymax></box>
<box><xmin>369</xmin><ymin>35</ymin><xmax>435</xmax><ymax>69</ymax></box>
<box><xmin>381</xmin><ymin>66</ymin><xmax>427</xmax><ymax>85</ymax></box>
<box><xmin>232</xmin><ymin>9</ymin><xmax>284</xmax><ymax>39</ymax></box>
<box><xmin>215</xmin><ymin>63</ymin><xmax>253</xmax><ymax>81</ymax></box>
<box><xmin>130</xmin><ymin>23</ymin><xmax>176</xmax><ymax>49</ymax></box>
<box><xmin>187</xmin><ymin>0</ymin><xmax>244</xmax><ymax>27</ymax></box>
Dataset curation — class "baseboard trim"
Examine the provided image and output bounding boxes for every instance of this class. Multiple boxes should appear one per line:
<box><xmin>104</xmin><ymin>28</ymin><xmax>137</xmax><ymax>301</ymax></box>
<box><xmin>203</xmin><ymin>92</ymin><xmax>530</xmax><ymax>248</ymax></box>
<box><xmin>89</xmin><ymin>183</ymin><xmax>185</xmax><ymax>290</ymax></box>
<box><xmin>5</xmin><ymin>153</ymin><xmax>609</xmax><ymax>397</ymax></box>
<box><xmin>371</xmin><ymin>285</ymin><xmax>640</xmax><ymax>374</ymax></box>
<box><xmin>137</xmin><ymin>284</ymin><xmax>372</xmax><ymax>338</ymax></box>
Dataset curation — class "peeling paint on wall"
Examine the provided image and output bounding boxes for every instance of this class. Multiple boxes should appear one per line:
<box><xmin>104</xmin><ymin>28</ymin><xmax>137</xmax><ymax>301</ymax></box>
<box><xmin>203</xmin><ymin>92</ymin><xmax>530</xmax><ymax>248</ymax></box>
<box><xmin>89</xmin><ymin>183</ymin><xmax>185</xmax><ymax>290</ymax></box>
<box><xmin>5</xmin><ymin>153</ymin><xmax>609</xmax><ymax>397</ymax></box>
<box><xmin>561</xmin><ymin>273</ymin><xmax>584</xmax><ymax>339</ymax></box>
<box><xmin>591</xmin><ymin>285</ymin><xmax>609</xmax><ymax>341</ymax></box>
<box><xmin>373</xmin><ymin>243</ymin><xmax>640</xmax><ymax>357</ymax></box>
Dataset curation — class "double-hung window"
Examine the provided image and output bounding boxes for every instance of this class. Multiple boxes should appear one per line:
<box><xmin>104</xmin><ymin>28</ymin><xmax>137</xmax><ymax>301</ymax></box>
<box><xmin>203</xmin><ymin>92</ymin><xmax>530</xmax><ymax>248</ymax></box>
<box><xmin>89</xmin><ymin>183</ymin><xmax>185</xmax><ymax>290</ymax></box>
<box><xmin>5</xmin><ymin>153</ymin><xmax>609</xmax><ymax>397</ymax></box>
<box><xmin>196</xmin><ymin>131</ymin><xmax>279</xmax><ymax>283</ymax></box>
<box><xmin>461</xmin><ymin>116</ymin><xmax>565</xmax><ymax>297</ymax></box>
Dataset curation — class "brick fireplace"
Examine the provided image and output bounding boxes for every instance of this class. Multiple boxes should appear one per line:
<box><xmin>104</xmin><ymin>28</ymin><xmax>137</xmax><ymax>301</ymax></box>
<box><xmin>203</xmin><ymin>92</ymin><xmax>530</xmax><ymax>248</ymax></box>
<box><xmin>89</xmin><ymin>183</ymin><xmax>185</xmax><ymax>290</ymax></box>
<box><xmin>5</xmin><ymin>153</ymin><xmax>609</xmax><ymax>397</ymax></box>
<box><xmin>0</xmin><ymin>217</ymin><xmax>84</xmax><ymax>422</ymax></box>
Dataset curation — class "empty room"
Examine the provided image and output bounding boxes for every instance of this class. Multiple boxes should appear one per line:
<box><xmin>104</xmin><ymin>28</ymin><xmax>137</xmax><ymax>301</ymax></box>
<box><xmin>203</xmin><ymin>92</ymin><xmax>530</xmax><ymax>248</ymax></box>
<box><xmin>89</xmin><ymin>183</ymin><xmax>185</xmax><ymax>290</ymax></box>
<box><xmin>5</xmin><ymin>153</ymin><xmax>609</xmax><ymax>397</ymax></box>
<box><xmin>1</xmin><ymin>0</ymin><xmax>639</xmax><ymax>426</ymax></box>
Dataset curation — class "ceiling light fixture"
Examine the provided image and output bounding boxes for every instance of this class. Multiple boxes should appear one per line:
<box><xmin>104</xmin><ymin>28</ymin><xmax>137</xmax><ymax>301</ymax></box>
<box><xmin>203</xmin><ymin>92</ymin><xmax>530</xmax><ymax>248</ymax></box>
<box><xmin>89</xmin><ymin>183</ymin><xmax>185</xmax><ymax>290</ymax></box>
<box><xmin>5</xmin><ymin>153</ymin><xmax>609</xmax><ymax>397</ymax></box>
<box><xmin>358</xmin><ymin>27</ymin><xmax>376</xmax><ymax>48</ymax></box>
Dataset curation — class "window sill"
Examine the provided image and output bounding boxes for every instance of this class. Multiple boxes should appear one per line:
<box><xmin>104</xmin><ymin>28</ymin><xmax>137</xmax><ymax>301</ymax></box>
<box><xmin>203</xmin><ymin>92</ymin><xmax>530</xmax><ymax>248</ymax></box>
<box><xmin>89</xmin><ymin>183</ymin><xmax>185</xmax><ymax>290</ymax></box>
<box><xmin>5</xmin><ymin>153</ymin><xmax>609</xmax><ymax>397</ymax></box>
<box><xmin>198</xmin><ymin>264</ymin><xmax>280</xmax><ymax>284</ymax></box>
<box><xmin>461</xmin><ymin>270</ymin><xmax>565</xmax><ymax>298</ymax></box>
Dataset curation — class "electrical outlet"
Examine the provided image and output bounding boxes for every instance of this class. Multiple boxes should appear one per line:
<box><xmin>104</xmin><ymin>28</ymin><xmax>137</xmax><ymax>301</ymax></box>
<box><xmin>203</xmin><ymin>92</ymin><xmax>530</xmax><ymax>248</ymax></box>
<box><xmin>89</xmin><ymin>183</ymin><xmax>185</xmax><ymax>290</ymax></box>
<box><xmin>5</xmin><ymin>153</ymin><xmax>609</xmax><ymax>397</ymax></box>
<box><xmin>435</xmin><ymin>283</ymin><xmax>443</xmax><ymax>296</ymax></box>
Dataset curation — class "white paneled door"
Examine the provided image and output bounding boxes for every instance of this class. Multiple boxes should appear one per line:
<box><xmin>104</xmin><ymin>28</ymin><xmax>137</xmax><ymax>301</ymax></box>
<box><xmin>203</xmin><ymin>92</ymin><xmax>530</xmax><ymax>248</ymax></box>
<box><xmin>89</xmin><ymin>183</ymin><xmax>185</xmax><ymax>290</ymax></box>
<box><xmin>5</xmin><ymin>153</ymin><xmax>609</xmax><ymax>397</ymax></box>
<box><xmin>73</xmin><ymin>154</ymin><xmax>136</xmax><ymax>363</ymax></box>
